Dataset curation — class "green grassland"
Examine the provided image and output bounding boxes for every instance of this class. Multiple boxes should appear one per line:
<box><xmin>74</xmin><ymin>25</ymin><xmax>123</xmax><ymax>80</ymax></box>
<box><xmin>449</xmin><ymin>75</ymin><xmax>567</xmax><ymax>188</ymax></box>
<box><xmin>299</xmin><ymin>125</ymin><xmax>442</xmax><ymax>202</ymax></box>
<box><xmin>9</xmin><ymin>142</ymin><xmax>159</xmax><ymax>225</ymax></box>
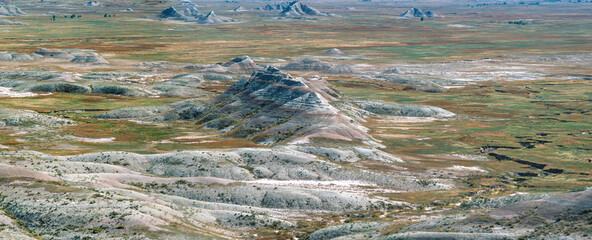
<box><xmin>2</xmin><ymin>0</ymin><xmax>592</xmax><ymax>64</ymax></box>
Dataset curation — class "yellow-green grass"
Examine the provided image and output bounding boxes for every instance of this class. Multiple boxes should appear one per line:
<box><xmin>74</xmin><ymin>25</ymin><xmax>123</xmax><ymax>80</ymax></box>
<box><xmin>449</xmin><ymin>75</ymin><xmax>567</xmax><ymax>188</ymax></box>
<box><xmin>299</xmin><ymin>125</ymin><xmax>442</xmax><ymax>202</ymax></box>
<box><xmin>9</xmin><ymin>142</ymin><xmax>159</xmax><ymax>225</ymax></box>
<box><xmin>2</xmin><ymin>1</ymin><xmax>592</xmax><ymax>65</ymax></box>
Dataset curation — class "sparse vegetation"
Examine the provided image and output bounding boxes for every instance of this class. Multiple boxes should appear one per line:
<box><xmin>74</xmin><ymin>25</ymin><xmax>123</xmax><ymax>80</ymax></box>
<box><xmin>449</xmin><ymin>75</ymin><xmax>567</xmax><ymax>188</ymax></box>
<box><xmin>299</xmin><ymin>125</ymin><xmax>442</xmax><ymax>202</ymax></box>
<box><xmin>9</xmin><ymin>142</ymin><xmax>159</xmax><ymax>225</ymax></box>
<box><xmin>0</xmin><ymin>0</ymin><xmax>590</xmax><ymax>239</ymax></box>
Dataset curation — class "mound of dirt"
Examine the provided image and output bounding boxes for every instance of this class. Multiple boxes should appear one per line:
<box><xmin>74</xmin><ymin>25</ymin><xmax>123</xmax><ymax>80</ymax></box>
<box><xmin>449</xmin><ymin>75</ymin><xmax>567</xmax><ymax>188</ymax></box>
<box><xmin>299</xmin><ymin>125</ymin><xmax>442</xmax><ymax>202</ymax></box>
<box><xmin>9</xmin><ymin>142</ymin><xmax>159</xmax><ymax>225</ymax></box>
<box><xmin>221</xmin><ymin>56</ymin><xmax>263</xmax><ymax>74</ymax></box>
<box><xmin>0</xmin><ymin>163</ymin><xmax>57</xmax><ymax>181</ymax></box>
<box><xmin>25</xmin><ymin>82</ymin><xmax>91</xmax><ymax>94</ymax></box>
<box><xmin>324</xmin><ymin>48</ymin><xmax>344</xmax><ymax>56</ymax></box>
<box><xmin>383</xmin><ymin>67</ymin><xmax>400</xmax><ymax>74</ymax></box>
<box><xmin>34</xmin><ymin>48</ymin><xmax>74</xmax><ymax>60</ymax></box>
<box><xmin>95</xmin><ymin>106</ymin><xmax>173</xmax><ymax>120</ymax></box>
<box><xmin>0</xmin><ymin>19</ymin><xmax>27</xmax><ymax>25</ymax></box>
<box><xmin>154</xmin><ymin>84</ymin><xmax>210</xmax><ymax>98</ymax></box>
<box><xmin>183</xmin><ymin>6</ymin><xmax>201</xmax><ymax>17</ymax></box>
<box><xmin>91</xmin><ymin>85</ymin><xmax>148</xmax><ymax>97</ymax></box>
<box><xmin>352</xmin><ymin>100</ymin><xmax>455</xmax><ymax>118</ymax></box>
<box><xmin>70</xmin><ymin>52</ymin><xmax>109</xmax><ymax>64</ymax></box>
<box><xmin>0</xmin><ymin>71</ymin><xmax>60</xmax><ymax>81</ymax></box>
<box><xmin>281</xmin><ymin>58</ymin><xmax>332</xmax><ymax>71</ymax></box>
<box><xmin>233</xmin><ymin>6</ymin><xmax>246</xmax><ymax>12</ymax></box>
<box><xmin>324</xmin><ymin>65</ymin><xmax>359</xmax><ymax>74</ymax></box>
<box><xmin>0</xmin><ymin>52</ymin><xmax>35</xmax><ymax>61</ymax></box>
<box><xmin>96</xmin><ymin>99</ymin><xmax>209</xmax><ymax>121</ymax></box>
<box><xmin>0</xmin><ymin>107</ymin><xmax>75</xmax><ymax>127</ymax></box>
<box><xmin>203</xmin><ymin>73</ymin><xmax>233</xmax><ymax>81</ymax></box>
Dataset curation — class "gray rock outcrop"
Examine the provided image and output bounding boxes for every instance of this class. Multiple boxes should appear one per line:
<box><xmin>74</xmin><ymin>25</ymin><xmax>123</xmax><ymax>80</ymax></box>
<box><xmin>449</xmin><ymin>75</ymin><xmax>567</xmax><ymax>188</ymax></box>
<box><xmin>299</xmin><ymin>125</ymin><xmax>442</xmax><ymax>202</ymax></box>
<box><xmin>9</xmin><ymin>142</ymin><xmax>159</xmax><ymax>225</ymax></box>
<box><xmin>0</xmin><ymin>4</ymin><xmax>25</xmax><ymax>16</ymax></box>
<box><xmin>159</xmin><ymin>6</ymin><xmax>184</xmax><ymax>19</ymax></box>
<box><xmin>282</xmin><ymin>58</ymin><xmax>332</xmax><ymax>71</ymax></box>
<box><xmin>221</xmin><ymin>56</ymin><xmax>262</xmax><ymax>74</ymax></box>
<box><xmin>324</xmin><ymin>65</ymin><xmax>359</xmax><ymax>74</ymax></box>
<box><xmin>33</xmin><ymin>48</ymin><xmax>74</xmax><ymax>60</ymax></box>
<box><xmin>190</xmin><ymin>66</ymin><xmax>370</xmax><ymax>143</ymax></box>
<box><xmin>0</xmin><ymin>19</ymin><xmax>27</xmax><ymax>25</ymax></box>
<box><xmin>159</xmin><ymin>6</ymin><xmax>238</xmax><ymax>24</ymax></box>
<box><xmin>399</xmin><ymin>8</ymin><xmax>440</xmax><ymax>18</ymax></box>
<box><xmin>280</xmin><ymin>1</ymin><xmax>333</xmax><ymax>18</ymax></box>
<box><xmin>352</xmin><ymin>100</ymin><xmax>455</xmax><ymax>118</ymax></box>
<box><xmin>70</xmin><ymin>52</ymin><xmax>109</xmax><ymax>64</ymax></box>
<box><xmin>325</xmin><ymin>48</ymin><xmax>345</xmax><ymax>55</ymax></box>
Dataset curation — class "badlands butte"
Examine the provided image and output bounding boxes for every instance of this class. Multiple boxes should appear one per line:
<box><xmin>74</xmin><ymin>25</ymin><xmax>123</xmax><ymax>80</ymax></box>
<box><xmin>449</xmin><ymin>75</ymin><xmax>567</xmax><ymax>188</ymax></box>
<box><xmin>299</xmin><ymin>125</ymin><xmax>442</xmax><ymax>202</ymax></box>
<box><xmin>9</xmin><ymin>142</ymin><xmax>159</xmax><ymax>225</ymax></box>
<box><xmin>0</xmin><ymin>0</ymin><xmax>591</xmax><ymax>239</ymax></box>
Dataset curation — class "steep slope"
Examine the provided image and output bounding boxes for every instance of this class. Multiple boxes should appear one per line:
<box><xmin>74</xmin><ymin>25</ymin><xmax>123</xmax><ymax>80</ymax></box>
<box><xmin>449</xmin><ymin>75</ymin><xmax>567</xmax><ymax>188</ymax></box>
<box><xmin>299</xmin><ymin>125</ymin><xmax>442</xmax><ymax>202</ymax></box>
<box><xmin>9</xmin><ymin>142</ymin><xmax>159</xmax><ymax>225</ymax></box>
<box><xmin>198</xmin><ymin>11</ymin><xmax>235</xmax><ymax>24</ymax></box>
<box><xmin>0</xmin><ymin>4</ymin><xmax>25</xmax><ymax>16</ymax></box>
<box><xmin>399</xmin><ymin>8</ymin><xmax>440</xmax><ymax>18</ymax></box>
<box><xmin>280</xmin><ymin>1</ymin><xmax>333</xmax><ymax>18</ymax></box>
<box><xmin>221</xmin><ymin>56</ymin><xmax>262</xmax><ymax>74</ymax></box>
<box><xmin>159</xmin><ymin>6</ymin><xmax>237</xmax><ymax>24</ymax></box>
<box><xmin>183</xmin><ymin>6</ymin><xmax>201</xmax><ymax>17</ymax></box>
<box><xmin>159</xmin><ymin>6</ymin><xmax>184</xmax><ymax>19</ymax></box>
<box><xmin>197</xmin><ymin>66</ymin><xmax>370</xmax><ymax>144</ymax></box>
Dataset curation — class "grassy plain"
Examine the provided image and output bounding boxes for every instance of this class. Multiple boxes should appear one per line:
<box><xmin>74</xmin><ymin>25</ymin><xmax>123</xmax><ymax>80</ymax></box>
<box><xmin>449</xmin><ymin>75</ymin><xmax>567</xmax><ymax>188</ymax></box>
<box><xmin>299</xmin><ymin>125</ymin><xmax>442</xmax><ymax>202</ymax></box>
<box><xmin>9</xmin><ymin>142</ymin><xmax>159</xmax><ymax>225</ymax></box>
<box><xmin>0</xmin><ymin>0</ymin><xmax>591</xmax><ymax>237</ymax></box>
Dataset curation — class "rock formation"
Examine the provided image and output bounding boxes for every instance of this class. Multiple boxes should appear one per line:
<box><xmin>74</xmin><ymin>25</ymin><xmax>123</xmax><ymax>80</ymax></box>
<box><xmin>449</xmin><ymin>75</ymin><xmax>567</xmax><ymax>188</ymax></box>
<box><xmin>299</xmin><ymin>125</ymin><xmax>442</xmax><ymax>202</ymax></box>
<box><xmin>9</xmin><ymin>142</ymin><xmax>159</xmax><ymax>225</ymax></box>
<box><xmin>86</xmin><ymin>1</ymin><xmax>100</xmax><ymax>7</ymax></box>
<box><xmin>263</xmin><ymin>4</ymin><xmax>276</xmax><ymax>11</ymax></box>
<box><xmin>198</xmin><ymin>11</ymin><xmax>235</xmax><ymax>24</ymax></box>
<box><xmin>183</xmin><ymin>6</ymin><xmax>201</xmax><ymax>17</ymax></box>
<box><xmin>0</xmin><ymin>52</ymin><xmax>36</xmax><ymax>61</ymax></box>
<box><xmin>255</xmin><ymin>1</ymin><xmax>335</xmax><ymax>18</ymax></box>
<box><xmin>0</xmin><ymin>108</ymin><xmax>76</xmax><ymax>127</ymax></box>
<box><xmin>194</xmin><ymin>66</ymin><xmax>370</xmax><ymax>144</ymax></box>
<box><xmin>70</xmin><ymin>52</ymin><xmax>109</xmax><ymax>64</ymax></box>
<box><xmin>0</xmin><ymin>19</ymin><xmax>27</xmax><ymax>25</ymax></box>
<box><xmin>383</xmin><ymin>67</ymin><xmax>400</xmax><ymax>74</ymax></box>
<box><xmin>324</xmin><ymin>65</ymin><xmax>359</xmax><ymax>74</ymax></box>
<box><xmin>221</xmin><ymin>56</ymin><xmax>262</xmax><ymax>74</ymax></box>
<box><xmin>0</xmin><ymin>4</ymin><xmax>25</xmax><ymax>16</ymax></box>
<box><xmin>160</xmin><ymin>6</ymin><xmax>184</xmax><ymax>19</ymax></box>
<box><xmin>280</xmin><ymin>1</ymin><xmax>329</xmax><ymax>17</ymax></box>
<box><xmin>185</xmin><ymin>56</ymin><xmax>262</xmax><ymax>74</ymax></box>
<box><xmin>281</xmin><ymin>58</ymin><xmax>332</xmax><ymax>71</ymax></box>
<box><xmin>34</xmin><ymin>48</ymin><xmax>74</xmax><ymax>60</ymax></box>
<box><xmin>352</xmin><ymin>100</ymin><xmax>456</xmax><ymax>118</ymax></box>
<box><xmin>399</xmin><ymin>8</ymin><xmax>440</xmax><ymax>18</ymax></box>
<box><xmin>233</xmin><ymin>6</ymin><xmax>246</xmax><ymax>12</ymax></box>
<box><xmin>324</xmin><ymin>48</ymin><xmax>344</xmax><ymax>56</ymax></box>
<box><xmin>159</xmin><ymin>6</ymin><xmax>237</xmax><ymax>24</ymax></box>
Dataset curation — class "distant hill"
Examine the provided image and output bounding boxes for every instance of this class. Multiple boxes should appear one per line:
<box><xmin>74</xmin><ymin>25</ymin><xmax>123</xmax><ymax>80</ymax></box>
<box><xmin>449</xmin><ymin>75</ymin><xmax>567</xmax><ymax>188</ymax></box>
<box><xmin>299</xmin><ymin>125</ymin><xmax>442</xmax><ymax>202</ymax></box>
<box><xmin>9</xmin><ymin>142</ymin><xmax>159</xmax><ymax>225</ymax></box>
<box><xmin>399</xmin><ymin>7</ymin><xmax>440</xmax><ymax>18</ymax></box>
<box><xmin>159</xmin><ymin>6</ymin><xmax>238</xmax><ymax>24</ymax></box>
<box><xmin>0</xmin><ymin>4</ymin><xmax>25</xmax><ymax>16</ymax></box>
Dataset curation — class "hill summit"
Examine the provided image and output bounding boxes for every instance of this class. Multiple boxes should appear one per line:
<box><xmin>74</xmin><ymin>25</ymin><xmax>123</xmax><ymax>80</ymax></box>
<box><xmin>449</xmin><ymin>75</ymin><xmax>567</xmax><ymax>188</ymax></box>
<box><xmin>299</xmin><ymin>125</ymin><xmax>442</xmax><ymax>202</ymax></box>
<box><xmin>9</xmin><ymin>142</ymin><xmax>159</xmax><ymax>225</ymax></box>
<box><xmin>197</xmin><ymin>66</ymin><xmax>370</xmax><ymax>144</ymax></box>
<box><xmin>159</xmin><ymin>6</ymin><xmax>237</xmax><ymax>24</ymax></box>
<box><xmin>399</xmin><ymin>8</ymin><xmax>440</xmax><ymax>18</ymax></box>
<box><xmin>0</xmin><ymin>4</ymin><xmax>25</xmax><ymax>16</ymax></box>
